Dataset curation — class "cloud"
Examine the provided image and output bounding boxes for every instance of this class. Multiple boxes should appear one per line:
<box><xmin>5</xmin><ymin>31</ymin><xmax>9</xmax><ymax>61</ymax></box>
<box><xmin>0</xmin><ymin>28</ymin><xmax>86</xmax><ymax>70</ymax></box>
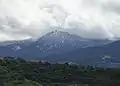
<box><xmin>0</xmin><ymin>0</ymin><xmax>120</xmax><ymax>41</ymax></box>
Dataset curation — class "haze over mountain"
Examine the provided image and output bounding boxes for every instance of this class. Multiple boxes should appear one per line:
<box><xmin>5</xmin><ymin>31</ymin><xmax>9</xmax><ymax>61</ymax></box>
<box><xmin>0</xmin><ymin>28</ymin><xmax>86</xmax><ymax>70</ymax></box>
<box><xmin>0</xmin><ymin>31</ymin><xmax>112</xmax><ymax>59</ymax></box>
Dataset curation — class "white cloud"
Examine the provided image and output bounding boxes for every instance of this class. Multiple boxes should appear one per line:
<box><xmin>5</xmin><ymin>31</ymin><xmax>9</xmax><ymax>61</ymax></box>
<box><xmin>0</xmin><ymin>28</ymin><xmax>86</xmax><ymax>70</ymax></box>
<box><xmin>0</xmin><ymin>0</ymin><xmax>120</xmax><ymax>41</ymax></box>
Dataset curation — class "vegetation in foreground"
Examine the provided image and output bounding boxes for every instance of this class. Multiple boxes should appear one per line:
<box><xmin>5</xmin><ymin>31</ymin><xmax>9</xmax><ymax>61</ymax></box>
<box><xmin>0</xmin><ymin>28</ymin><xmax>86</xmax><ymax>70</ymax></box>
<box><xmin>0</xmin><ymin>57</ymin><xmax>120</xmax><ymax>86</ymax></box>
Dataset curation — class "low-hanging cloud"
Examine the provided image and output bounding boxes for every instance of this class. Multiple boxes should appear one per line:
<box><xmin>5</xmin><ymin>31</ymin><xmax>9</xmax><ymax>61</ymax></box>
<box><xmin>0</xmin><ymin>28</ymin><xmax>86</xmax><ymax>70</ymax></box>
<box><xmin>0</xmin><ymin>0</ymin><xmax>120</xmax><ymax>41</ymax></box>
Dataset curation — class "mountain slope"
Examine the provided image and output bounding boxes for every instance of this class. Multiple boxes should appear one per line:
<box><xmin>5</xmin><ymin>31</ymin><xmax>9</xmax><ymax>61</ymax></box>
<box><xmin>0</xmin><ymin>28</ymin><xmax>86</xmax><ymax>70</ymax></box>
<box><xmin>16</xmin><ymin>30</ymin><xmax>112</xmax><ymax>58</ymax></box>
<box><xmin>0</xmin><ymin>39</ymin><xmax>33</xmax><ymax>56</ymax></box>
<box><xmin>43</xmin><ymin>40</ymin><xmax>120</xmax><ymax>67</ymax></box>
<box><xmin>0</xmin><ymin>30</ymin><xmax>112</xmax><ymax>59</ymax></box>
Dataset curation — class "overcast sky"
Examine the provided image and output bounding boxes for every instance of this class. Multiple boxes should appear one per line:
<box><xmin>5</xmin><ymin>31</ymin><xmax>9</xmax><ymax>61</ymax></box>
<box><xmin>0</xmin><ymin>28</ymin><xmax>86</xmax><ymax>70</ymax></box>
<box><xmin>0</xmin><ymin>0</ymin><xmax>120</xmax><ymax>41</ymax></box>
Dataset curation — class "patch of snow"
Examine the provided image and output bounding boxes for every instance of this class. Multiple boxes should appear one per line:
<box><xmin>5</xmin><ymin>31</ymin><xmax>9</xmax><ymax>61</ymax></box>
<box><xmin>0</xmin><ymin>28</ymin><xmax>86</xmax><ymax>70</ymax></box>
<box><xmin>36</xmin><ymin>45</ymin><xmax>40</xmax><ymax>48</ymax></box>
<box><xmin>12</xmin><ymin>45</ymin><xmax>21</xmax><ymax>51</ymax></box>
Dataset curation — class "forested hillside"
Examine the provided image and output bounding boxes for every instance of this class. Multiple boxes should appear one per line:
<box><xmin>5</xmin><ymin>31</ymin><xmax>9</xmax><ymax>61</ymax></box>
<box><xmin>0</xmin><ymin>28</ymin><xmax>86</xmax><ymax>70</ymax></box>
<box><xmin>0</xmin><ymin>57</ymin><xmax>120</xmax><ymax>86</ymax></box>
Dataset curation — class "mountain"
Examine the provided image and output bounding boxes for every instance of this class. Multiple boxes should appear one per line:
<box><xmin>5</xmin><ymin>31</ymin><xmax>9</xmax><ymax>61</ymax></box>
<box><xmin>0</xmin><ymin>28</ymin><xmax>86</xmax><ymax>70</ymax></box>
<box><xmin>43</xmin><ymin>40</ymin><xmax>120</xmax><ymax>68</ymax></box>
<box><xmin>0</xmin><ymin>39</ymin><xmax>33</xmax><ymax>56</ymax></box>
<box><xmin>0</xmin><ymin>30</ymin><xmax>112</xmax><ymax>59</ymax></box>
<box><xmin>17</xmin><ymin>30</ymin><xmax>112</xmax><ymax>58</ymax></box>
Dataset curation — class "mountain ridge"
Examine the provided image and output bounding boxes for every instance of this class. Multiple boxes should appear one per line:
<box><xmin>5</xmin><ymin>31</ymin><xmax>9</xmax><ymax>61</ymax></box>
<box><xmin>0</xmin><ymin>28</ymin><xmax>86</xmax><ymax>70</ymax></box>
<box><xmin>0</xmin><ymin>30</ymin><xmax>113</xmax><ymax>64</ymax></box>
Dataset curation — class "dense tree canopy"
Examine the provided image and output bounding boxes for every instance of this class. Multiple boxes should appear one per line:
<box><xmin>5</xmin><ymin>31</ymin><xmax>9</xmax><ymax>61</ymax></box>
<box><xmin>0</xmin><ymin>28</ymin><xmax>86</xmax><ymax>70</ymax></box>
<box><xmin>0</xmin><ymin>57</ymin><xmax>120</xmax><ymax>86</ymax></box>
